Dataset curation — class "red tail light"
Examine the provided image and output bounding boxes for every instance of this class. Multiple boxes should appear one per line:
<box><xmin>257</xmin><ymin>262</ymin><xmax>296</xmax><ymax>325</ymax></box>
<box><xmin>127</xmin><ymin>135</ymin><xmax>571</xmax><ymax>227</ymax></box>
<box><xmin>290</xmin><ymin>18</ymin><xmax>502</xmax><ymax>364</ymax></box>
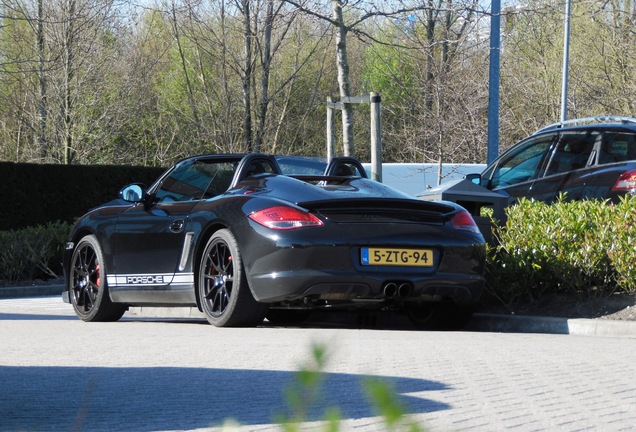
<box><xmin>612</xmin><ymin>170</ymin><xmax>636</xmax><ymax>191</ymax></box>
<box><xmin>450</xmin><ymin>210</ymin><xmax>481</xmax><ymax>234</ymax></box>
<box><xmin>249</xmin><ymin>206</ymin><xmax>324</xmax><ymax>230</ymax></box>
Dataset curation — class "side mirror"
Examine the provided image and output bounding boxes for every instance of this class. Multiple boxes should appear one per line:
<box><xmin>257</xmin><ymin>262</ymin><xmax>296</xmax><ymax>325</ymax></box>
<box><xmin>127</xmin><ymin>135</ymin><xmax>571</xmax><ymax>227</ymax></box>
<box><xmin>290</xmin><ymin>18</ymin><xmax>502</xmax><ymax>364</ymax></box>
<box><xmin>465</xmin><ymin>173</ymin><xmax>481</xmax><ymax>185</ymax></box>
<box><xmin>119</xmin><ymin>184</ymin><xmax>147</xmax><ymax>203</ymax></box>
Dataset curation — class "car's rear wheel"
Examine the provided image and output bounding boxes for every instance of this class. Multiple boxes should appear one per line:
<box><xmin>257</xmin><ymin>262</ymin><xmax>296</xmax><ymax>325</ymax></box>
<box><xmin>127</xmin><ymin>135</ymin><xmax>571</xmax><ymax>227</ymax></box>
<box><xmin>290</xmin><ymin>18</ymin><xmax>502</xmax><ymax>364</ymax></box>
<box><xmin>406</xmin><ymin>302</ymin><xmax>473</xmax><ymax>330</ymax></box>
<box><xmin>69</xmin><ymin>235</ymin><xmax>126</xmax><ymax>322</ymax></box>
<box><xmin>198</xmin><ymin>229</ymin><xmax>267</xmax><ymax>327</ymax></box>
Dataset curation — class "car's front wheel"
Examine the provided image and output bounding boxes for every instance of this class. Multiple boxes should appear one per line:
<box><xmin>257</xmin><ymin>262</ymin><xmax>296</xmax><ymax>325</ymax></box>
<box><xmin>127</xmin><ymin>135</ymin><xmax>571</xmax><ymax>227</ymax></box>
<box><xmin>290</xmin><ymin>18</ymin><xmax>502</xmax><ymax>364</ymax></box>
<box><xmin>68</xmin><ymin>235</ymin><xmax>126</xmax><ymax>322</ymax></box>
<box><xmin>198</xmin><ymin>229</ymin><xmax>267</xmax><ymax>327</ymax></box>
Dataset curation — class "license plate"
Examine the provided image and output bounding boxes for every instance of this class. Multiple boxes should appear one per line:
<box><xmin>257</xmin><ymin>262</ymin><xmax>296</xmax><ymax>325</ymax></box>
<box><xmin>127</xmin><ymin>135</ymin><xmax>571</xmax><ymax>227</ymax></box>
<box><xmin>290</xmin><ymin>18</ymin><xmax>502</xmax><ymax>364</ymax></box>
<box><xmin>361</xmin><ymin>247</ymin><xmax>434</xmax><ymax>267</ymax></box>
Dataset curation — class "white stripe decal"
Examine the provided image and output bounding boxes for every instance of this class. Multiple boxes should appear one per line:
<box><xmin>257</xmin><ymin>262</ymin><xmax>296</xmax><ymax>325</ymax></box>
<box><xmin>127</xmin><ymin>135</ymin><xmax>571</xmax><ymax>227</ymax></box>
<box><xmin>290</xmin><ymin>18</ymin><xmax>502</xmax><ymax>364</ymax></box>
<box><xmin>107</xmin><ymin>273</ymin><xmax>194</xmax><ymax>286</ymax></box>
<box><xmin>172</xmin><ymin>273</ymin><xmax>195</xmax><ymax>284</ymax></box>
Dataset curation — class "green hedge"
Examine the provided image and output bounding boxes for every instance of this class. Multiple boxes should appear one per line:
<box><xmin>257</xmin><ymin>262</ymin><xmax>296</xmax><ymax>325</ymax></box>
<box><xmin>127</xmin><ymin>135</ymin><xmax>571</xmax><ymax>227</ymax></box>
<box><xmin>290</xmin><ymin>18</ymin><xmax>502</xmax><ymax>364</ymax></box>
<box><xmin>0</xmin><ymin>221</ymin><xmax>71</xmax><ymax>283</ymax></box>
<box><xmin>0</xmin><ymin>162</ymin><xmax>165</xmax><ymax>231</ymax></box>
<box><xmin>486</xmin><ymin>195</ymin><xmax>636</xmax><ymax>304</ymax></box>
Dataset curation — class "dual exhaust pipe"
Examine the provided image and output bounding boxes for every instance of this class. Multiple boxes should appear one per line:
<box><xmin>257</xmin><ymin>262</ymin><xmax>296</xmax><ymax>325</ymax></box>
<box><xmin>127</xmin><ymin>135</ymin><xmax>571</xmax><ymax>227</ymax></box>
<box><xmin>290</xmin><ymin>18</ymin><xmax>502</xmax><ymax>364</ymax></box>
<box><xmin>382</xmin><ymin>281</ymin><xmax>412</xmax><ymax>298</ymax></box>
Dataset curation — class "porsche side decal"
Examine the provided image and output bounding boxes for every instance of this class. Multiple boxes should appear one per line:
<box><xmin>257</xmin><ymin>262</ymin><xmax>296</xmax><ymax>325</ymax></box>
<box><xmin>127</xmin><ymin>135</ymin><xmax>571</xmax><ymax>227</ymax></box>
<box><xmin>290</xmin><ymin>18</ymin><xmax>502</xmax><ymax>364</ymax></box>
<box><xmin>107</xmin><ymin>273</ymin><xmax>194</xmax><ymax>286</ymax></box>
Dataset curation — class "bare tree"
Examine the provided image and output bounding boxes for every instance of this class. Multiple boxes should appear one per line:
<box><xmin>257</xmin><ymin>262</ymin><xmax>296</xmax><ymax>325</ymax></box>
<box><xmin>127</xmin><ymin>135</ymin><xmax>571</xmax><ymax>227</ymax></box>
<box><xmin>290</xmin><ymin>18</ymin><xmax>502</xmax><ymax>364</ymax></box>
<box><xmin>168</xmin><ymin>0</ymin><xmax>204</xmax><ymax>146</ymax></box>
<box><xmin>37</xmin><ymin>0</ymin><xmax>48</xmax><ymax>159</ymax></box>
<box><xmin>235</xmin><ymin>0</ymin><xmax>253</xmax><ymax>149</ymax></box>
<box><xmin>36</xmin><ymin>0</ymin><xmax>129</xmax><ymax>163</ymax></box>
<box><xmin>3</xmin><ymin>0</ymin><xmax>634</xmax><ymax>168</ymax></box>
<box><xmin>160</xmin><ymin>0</ymin><xmax>327</xmax><ymax>154</ymax></box>
<box><xmin>0</xmin><ymin>0</ymin><xmax>53</xmax><ymax>161</ymax></box>
<box><xmin>331</xmin><ymin>0</ymin><xmax>354</xmax><ymax>156</ymax></box>
<box><xmin>283</xmin><ymin>0</ymin><xmax>441</xmax><ymax>158</ymax></box>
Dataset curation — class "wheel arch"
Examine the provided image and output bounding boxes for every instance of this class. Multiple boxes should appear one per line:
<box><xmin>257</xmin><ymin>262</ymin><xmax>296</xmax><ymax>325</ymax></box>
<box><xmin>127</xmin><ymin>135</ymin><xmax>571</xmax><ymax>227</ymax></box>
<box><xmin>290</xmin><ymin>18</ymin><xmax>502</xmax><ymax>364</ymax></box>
<box><xmin>65</xmin><ymin>228</ymin><xmax>96</xmax><ymax>289</ymax></box>
<box><xmin>70</xmin><ymin>227</ymin><xmax>95</xmax><ymax>243</ymax></box>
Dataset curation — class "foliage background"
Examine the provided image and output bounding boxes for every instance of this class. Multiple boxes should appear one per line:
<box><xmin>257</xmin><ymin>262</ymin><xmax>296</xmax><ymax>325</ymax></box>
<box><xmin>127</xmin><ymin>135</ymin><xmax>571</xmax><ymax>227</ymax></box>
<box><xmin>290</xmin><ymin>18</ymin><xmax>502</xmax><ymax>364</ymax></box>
<box><xmin>1</xmin><ymin>0</ymin><xmax>634</xmax><ymax>167</ymax></box>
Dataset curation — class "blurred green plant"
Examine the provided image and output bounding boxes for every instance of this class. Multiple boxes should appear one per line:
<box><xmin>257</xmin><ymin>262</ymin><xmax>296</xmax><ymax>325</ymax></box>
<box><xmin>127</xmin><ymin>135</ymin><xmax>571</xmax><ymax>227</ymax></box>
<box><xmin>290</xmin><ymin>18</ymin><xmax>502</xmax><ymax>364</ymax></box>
<box><xmin>363</xmin><ymin>378</ymin><xmax>424</xmax><ymax>432</ymax></box>
<box><xmin>275</xmin><ymin>344</ymin><xmax>341</xmax><ymax>432</ymax></box>
<box><xmin>266</xmin><ymin>343</ymin><xmax>426</xmax><ymax>432</ymax></box>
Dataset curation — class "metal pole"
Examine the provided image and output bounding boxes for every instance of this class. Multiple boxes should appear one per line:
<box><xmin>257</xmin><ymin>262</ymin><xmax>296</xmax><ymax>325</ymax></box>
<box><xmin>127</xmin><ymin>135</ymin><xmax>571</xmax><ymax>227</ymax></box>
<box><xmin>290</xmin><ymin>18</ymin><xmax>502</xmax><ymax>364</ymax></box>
<box><xmin>327</xmin><ymin>97</ymin><xmax>335</xmax><ymax>160</ymax></box>
<box><xmin>560</xmin><ymin>0</ymin><xmax>571</xmax><ymax>123</ymax></box>
<box><xmin>370</xmin><ymin>92</ymin><xmax>382</xmax><ymax>182</ymax></box>
<box><xmin>486</xmin><ymin>0</ymin><xmax>501</xmax><ymax>165</ymax></box>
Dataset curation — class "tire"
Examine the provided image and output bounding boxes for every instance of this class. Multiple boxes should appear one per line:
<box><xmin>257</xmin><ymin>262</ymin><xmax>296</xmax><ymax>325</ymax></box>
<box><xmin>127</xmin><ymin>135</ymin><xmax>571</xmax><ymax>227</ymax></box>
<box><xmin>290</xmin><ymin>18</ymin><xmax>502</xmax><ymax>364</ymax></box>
<box><xmin>198</xmin><ymin>229</ymin><xmax>267</xmax><ymax>327</ymax></box>
<box><xmin>68</xmin><ymin>235</ymin><xmax>126</xmax><ymax>322</ymax></box>
<box><xmin>406</xmin><ymin>302</ymin><xmax>473</xmax><ymax>330</ymax></box>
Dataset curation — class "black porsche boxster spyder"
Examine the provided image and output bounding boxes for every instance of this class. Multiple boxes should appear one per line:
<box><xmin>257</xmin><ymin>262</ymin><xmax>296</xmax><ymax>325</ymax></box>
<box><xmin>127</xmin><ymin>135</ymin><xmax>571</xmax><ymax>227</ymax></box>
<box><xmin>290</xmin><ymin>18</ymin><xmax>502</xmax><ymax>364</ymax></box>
<box><xmin>63</xmin><ymin>153</ymin><xmax>486</xmax><ymax>328</ymax></box>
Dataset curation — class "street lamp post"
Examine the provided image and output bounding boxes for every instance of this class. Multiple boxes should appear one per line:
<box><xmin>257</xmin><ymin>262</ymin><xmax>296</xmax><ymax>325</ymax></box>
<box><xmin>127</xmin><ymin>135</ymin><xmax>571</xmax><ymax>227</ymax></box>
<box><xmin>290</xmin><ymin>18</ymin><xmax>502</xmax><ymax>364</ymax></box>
<box><xmin>560</xmin><ymin>0</ymin><xmax>572</xmax><ymax>123</ymax></box>
<box><xmin>487</xmin><ymin>0</ymin><xmax>501</xmax><ymax>164</ymax></box>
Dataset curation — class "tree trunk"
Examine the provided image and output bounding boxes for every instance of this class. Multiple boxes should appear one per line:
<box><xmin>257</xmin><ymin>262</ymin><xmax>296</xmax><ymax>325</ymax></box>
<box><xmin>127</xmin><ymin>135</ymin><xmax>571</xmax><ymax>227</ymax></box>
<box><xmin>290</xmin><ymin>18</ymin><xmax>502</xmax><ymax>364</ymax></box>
<box><xmin>63</xmin><ymin>0</ymin><xmax>76</xmax><ymax>164</ymax></box>
<box><xmin>332</xmin><ymin>0</ymin><xmax>354</xmax><ymax>157</ymax></box>
<box><xmin>37</xmin><ymin>0</ymin><xmax>48</xmax><ymax>161</ymax></box>
<box><xmin>241</xmin><ymin>0</ymin><xmax>253</xmax><ymax>151</ymax></box>
<box><xmin>424</xmin><ymin>0</ymin><xmax>435</xmax><ymax>116</ymax></box>
<box><xmin>254</xmin><ymin>0</ymin><xmax>274</xmax><ymax>153</ymax></box>
<box><xmin>171</xmin><ymin>0</ymin><xmax>203</xmax><ymax>148</ymax></box>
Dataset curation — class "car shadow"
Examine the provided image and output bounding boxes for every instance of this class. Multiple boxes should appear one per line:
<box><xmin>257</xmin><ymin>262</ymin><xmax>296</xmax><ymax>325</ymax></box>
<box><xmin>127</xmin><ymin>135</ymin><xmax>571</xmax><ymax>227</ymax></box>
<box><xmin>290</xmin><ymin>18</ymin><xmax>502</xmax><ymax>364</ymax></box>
<box><xmin>1</xmin><ymin>365</ymin><xmax>451</xmax><ymax>431</ymax></box>
<box><xmin>0</xmin><ymin>312</ymin><xmax>76</xmax><ymax>321</ymax></box>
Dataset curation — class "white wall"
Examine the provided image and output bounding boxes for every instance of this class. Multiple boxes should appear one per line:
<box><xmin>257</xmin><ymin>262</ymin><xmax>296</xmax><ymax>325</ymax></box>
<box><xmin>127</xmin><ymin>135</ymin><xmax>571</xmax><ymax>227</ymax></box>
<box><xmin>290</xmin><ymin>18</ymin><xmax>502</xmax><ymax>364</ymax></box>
<box><xmin>362</xmin><ymin>163</ymin><xmax>486</xmax><ymax>197</ymax></box>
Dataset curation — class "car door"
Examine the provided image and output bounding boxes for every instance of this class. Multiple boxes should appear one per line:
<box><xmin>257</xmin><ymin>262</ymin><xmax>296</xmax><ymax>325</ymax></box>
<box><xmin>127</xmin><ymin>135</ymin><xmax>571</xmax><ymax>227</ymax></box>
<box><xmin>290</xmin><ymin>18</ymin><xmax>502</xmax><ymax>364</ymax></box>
<box><xmin>579</xmin><ymin>131</ymin><xmax>636</xmax><ymax>200</ymax></box>
<box><xmin>481</xmin><ymin>133</ymin><xmax>557</xmax><ymax>202</ymax></box>
<box><xmin>530</xmin><ymin>131</ymin><xmax>600</xmax><ymax>202</ymax></box>
<box><xmin>108</xmin><ymin>158</ymin><xmax>230</xmax><ymax>303</ymax></box>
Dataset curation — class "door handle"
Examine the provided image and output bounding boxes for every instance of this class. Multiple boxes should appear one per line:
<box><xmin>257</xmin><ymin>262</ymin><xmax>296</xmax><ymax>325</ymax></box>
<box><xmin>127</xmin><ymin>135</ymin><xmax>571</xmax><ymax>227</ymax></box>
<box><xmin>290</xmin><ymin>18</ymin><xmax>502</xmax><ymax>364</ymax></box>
<box><xmin>169</xmin><ymin>219</ymin><xmax>185</xmax><ymax>233</ymax></box>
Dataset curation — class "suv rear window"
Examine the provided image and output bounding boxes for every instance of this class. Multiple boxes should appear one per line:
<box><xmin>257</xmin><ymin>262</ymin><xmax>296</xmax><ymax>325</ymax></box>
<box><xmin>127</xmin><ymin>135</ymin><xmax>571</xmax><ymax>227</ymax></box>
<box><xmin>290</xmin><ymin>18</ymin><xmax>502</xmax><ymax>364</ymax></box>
<box><xmin>599</xmin><ymin>132</ymin><xmax>636</xmax><ymax>164</ymax></box>
<box><xmin>542</xmin><ymin>132</ymin><xmax>599</xmax><ymax>176</ymax></box>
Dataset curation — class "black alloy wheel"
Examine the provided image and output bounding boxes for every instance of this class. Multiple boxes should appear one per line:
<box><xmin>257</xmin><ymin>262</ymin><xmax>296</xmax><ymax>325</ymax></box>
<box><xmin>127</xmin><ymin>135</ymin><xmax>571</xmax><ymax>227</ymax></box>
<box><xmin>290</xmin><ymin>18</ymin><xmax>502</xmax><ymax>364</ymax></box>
<box><xmin>198</xmin><ymin>229</ymin><xmax>266</xmax><ymax>327</ymax></box>
<box><xmin>69</xmin><ymin>235</ymin><xmax>126</xmax><ymax>322</ymax></box>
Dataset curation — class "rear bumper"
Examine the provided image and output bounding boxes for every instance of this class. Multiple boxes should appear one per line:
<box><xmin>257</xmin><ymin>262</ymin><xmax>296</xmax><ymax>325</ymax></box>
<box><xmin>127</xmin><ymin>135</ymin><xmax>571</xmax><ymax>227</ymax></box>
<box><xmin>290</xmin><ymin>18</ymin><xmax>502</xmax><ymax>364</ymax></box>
<box><xmin>245</xmin><ymin>240</ymin><xmax>485</xmax><ymax>304</ymax></box>
<box><xmin>234</xmin><ymin>214</ymin><xmax>486</xmax><ymax>306</ymax></box>
<box><xmin>249</xmin><ymin>268</ymin><xmax>484</xmax><ymax>304</ymax></box>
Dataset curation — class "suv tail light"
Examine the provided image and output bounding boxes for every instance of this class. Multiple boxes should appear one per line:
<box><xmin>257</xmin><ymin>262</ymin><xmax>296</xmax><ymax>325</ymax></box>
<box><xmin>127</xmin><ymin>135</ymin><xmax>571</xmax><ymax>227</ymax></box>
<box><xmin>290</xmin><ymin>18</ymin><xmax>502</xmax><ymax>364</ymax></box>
<box><xmin>450</xmin><ymin>210</ymin><xmax>481</xmax><ymax>234</ymax></box>
<box><xmin>611</xmin><ymin>170</ymin><xmax>636</xmax><ymax>191</ymax></box>
<box><xmin>249</xmin><ymin>206</ymin><xmax>324</xmax><ymax>230</ymax></box>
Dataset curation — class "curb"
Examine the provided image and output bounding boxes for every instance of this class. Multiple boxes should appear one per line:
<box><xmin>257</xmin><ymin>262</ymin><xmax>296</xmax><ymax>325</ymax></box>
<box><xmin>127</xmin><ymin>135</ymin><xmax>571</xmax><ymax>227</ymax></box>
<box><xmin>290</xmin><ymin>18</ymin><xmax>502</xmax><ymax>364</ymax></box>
<box><xmin>2</xmin><ymin>285</ymin><xmax>635</xmax><ymax>337</ymax></box>
<box><xmin>466</xmin><ymin>313</ymin><xmax>636</xmax><ymax>337</ymax></box>
<box><xmin>0</xmin><ymin>284</ymin><xmax>65</xmax><ymax>299</ymax></box>
<box><xmin>129</xmin><ymin>307</ymin><xmax>636</xmax><ymax>337</ymax></box>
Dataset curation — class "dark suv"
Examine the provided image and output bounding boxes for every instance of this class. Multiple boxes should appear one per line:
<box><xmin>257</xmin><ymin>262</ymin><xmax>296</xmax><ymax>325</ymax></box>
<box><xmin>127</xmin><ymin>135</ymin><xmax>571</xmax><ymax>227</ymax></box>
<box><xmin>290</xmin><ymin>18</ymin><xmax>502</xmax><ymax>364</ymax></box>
<box><xmin>470</xmin><ymin>117</ymin><xmax>636</xmax><ymax>204</ymax></box>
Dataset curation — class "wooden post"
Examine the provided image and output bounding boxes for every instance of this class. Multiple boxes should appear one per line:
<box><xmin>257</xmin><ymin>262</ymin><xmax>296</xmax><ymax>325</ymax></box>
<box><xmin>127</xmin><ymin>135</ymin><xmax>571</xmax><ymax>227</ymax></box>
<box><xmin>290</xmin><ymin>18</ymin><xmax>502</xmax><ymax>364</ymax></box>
<box><xmin>327</xmin><ymin>97</ymin><xmax>335</xmax><ymax>161</ymax></box>
<box><xmin>370</xmin><ymin>92</ymin><xmax>382</xmax><ymax>182</ymax></box>
<box><xmin>326</xmin><ymin>93</ymin><xmax>382</xmax><ymax>179</ymax></box>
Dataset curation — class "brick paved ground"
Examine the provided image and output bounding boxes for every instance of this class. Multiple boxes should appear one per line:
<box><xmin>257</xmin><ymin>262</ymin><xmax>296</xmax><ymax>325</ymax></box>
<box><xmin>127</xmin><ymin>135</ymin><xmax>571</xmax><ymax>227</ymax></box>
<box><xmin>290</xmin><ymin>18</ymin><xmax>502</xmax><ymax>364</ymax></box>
<box><xmin>1</xmin><ymin>297</ymin><xmax>635</xmax><ymax>431</ymax></box>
